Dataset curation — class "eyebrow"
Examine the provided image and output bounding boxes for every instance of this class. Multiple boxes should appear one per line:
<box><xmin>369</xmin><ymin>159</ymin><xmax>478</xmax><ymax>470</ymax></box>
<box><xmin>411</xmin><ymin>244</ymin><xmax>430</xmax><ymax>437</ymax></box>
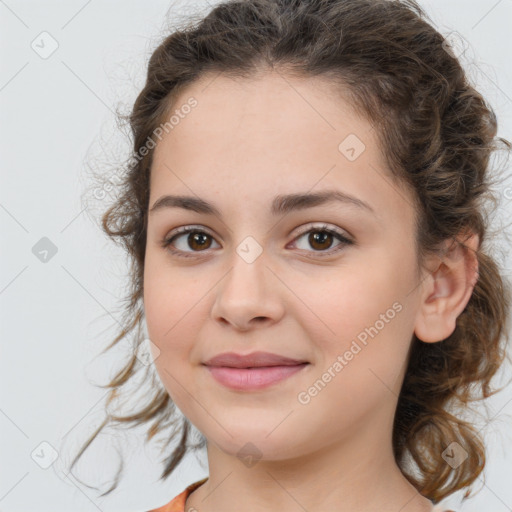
<box><xmin>148</xmin><ymin>190</ymin><xmax>375</xmax><ymax>217</ymax></box>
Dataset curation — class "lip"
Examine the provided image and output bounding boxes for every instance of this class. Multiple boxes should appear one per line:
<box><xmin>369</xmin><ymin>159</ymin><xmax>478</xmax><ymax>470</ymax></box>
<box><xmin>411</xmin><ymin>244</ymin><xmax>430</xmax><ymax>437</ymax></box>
<box><xmin>203</xmin><ymin>351</ymin><xmax>308</xmax><ymax>368</ymax></box>
<box><xmin>204</xmin><ymin>364</ymin><xmax>309</xmax><ymax>390</ymax></box>
<box><xmin>202</xmin><ymin>351</ymin><xmax>310</xmax><ymax>391</ymax></box>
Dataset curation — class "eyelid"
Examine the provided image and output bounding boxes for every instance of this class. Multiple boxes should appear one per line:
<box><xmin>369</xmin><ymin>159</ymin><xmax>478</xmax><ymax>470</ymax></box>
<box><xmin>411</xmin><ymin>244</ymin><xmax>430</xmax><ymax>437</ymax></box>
<box><xmin>160</xmin><ymin>224</ymin><xmax>220</xmax><ymax>255</ymax></box>
<box><xmin>161</xmin><ymin>222</ymin><xmax>353</xmax><ymax>258</ymax></box>
<box><xmin>287</xmin><ymin>223</ymin><xmax>353</xmax><ymax>256</ymax></box>
<box><xmin>291</xmin><ymin>222</ymin><xmax>352</xmax><ymax>242</ymax></box>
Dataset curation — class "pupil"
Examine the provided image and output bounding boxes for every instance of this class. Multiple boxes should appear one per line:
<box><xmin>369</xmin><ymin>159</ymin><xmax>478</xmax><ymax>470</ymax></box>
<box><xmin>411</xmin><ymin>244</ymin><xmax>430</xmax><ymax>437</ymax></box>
<box><xmin>310</xmin><ymin>231</ymin><xmax>332</xmax><ymax>250</ymax></box>
<box><xmin>190</xmin><ymin>232</ymin><xmax>210</xmax><ymax>250</ymax></box>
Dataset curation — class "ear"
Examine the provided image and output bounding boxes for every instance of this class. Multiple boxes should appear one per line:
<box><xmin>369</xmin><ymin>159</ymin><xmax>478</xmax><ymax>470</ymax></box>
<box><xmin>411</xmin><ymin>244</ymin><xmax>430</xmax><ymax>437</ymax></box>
<box><xmin>414</xmin><ymin>231</ymin><xmax>480</xmax><ymax>343</ymax></box>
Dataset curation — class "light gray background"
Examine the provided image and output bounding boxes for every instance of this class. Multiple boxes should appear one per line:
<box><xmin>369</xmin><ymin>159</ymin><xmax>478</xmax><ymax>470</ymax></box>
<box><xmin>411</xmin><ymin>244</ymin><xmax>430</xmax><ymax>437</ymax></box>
<box><xmin>1</xmin><ymin>1</ymin><xmax>511</xmax><ymax>511</ymax></box>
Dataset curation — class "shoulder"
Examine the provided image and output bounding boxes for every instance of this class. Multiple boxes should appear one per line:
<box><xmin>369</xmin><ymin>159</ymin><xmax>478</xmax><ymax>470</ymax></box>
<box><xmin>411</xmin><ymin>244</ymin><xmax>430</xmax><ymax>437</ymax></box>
<box><xmin>147</xmin><ymin>477</ymin><xmax>209</xmax><ymax>512</ymax></box>
<box><xmin>431</xmin><ymin>504</ymin><xmax>456</xmax><ymax>512</ymax></box>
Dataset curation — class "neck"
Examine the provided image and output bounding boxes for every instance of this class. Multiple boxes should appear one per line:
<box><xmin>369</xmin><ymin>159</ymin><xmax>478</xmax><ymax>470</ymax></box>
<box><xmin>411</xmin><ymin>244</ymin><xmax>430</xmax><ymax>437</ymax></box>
<box><xmin>185</xmin><ymin>422</ymin><xmax>434</xmax><ymax>512</ymax></box>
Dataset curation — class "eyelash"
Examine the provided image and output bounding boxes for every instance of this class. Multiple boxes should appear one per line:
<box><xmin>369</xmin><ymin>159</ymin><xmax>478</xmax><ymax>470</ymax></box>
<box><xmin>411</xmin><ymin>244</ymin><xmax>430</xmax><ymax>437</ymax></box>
<box><xmin>160</xmin><ymin>223</ymin><xmax>354</xmax><ymax>259</ymax></box>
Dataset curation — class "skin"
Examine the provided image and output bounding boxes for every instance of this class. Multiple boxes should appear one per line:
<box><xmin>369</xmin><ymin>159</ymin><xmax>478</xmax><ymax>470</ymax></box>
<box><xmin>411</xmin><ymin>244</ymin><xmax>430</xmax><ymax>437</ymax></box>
<box><xmin>143</xmin><ymin>70</ymin><xmax>479</xmax><ymax>512</ymax></box>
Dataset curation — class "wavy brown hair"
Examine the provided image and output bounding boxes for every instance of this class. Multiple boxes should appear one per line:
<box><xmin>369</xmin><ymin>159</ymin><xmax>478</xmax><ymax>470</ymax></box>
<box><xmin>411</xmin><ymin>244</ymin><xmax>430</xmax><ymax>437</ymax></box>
<box><xmin>71</xmin><ymin>0</ymin><xmax>512</xmax><ymax>505</ymax></box>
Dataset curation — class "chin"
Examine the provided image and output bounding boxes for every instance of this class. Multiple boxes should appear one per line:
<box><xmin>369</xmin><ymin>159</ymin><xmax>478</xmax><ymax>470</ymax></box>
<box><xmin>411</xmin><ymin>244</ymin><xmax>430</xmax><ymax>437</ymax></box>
<box><xmin>210</xmin><ymin>431</ymin><xmax>303</xmax><ymax>463</ymax></box>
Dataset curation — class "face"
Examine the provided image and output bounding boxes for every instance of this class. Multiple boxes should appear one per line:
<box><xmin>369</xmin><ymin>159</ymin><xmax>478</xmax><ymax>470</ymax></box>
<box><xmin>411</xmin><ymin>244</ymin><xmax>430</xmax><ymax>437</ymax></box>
<box><xmin>143</xmin><ymin>70</ymin><xmax>424</xmax><ymax>462</ymax></box>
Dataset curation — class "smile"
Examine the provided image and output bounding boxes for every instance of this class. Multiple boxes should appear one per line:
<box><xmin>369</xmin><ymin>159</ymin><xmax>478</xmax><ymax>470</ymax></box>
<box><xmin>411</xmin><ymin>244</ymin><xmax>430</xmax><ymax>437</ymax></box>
<box><xmin>204</xmin><ymin>363</ymin><xmax>310</xmax><ymax>391</ymax></box>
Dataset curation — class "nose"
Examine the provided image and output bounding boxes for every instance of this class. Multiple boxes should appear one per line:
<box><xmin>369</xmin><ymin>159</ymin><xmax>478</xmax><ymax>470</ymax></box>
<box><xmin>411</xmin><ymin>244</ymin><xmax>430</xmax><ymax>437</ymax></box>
<box><xmin>211</xmin><ymin>245</ymin><xmax>285</xmax><ymax>331</ymax></box>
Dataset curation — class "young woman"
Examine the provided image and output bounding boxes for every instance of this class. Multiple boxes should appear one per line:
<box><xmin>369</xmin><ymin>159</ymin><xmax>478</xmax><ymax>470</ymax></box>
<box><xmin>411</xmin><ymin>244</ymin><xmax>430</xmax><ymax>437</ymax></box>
<box><xmin>71</xmin><ymin>1</ymin><xmax>511</xmax><ymax>511</ymax></box>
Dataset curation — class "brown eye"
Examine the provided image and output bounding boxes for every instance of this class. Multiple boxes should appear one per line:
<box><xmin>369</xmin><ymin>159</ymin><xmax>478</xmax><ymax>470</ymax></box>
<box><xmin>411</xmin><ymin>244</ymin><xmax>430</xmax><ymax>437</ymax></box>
<box><xmin>161</xmin><ymin>223</ymin><xmax>353</xmax><ymax>260</ymax></box>
<box><xmin>292</xmin><ymin>224</ymin><xmax>353</xmax><ymax>257</ymax></box>
<box><xmin>162</xmin><ymin>226</ymin><xmax>220</xmax><ymax>258</ymax></box>
<box><xmin>308</xmin><ymin>231</ymin><xmax>335</xmax><ymax>251</ymax></box>
<box><xmin>186</xmin><ymin>232</ymin><xmax>213</xmax><ymax>251</ymax></box>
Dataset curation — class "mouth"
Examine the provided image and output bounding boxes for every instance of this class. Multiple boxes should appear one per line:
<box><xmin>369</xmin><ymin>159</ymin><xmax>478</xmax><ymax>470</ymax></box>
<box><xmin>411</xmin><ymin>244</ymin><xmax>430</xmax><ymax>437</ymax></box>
<box><xmin>203</xmin><ymin>350</ymin><xmax>309</xmax><ymax>368</ymax></box>
<box><xmin>203</xmin><ymin>362</ymin><xmax>310</xmax><ymax>391</ymax></box>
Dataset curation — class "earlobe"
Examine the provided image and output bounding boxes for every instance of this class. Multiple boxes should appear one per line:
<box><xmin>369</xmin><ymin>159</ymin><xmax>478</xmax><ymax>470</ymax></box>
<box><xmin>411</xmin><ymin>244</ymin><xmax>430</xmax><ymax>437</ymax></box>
<box><xmin>413</xmin><ymin>232</ymin><xmax>479</xmax><ymax>344</ymax></box>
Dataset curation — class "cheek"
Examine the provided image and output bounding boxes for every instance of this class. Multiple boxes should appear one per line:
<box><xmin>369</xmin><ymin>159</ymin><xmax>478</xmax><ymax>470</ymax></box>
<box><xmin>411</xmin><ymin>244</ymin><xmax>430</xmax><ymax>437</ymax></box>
<box><xmin>295</xmin><ymin>279</ymin><xmax>412</xmax><ymax>437</ymax></box>
<box><xmin>301</xmin><ymin>267</ymin><xmax>401</xmax><ymax>339</ymax></box>
<box><xmin>143</xmin><ymin>263</ymin><xmax>201</xmax><ymax>405</ymax></box>
<box><xmin>300</xmin><ymin>256</ymin><xmax>414</xmax><ymax>377</ymax></box>
<box><xmin>143</xmin><ymin>260</ymin><xmax>190</xmax><ymax>372</ymax></box>
<box><xmin>143</xmin><ymin>251</ymin><xmax>200</xmax><ymax>337</ymax></box>
<box><xmin>143</xmin><ymin>254</ymin><xmax>213</xmax><ymax>376</ymax></box>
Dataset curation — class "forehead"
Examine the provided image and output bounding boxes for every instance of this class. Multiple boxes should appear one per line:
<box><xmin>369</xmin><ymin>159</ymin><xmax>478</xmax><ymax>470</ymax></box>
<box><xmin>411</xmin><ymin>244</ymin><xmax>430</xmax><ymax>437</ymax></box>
<box><xmin>150</xmin><ymin>71</ymin><xmax>415</xmax><ymax>226</ymax></box>
<box><xmin>154</xmin><ymin>70</ymin><xmax>375</xmax><ymax>165</ymax></box>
